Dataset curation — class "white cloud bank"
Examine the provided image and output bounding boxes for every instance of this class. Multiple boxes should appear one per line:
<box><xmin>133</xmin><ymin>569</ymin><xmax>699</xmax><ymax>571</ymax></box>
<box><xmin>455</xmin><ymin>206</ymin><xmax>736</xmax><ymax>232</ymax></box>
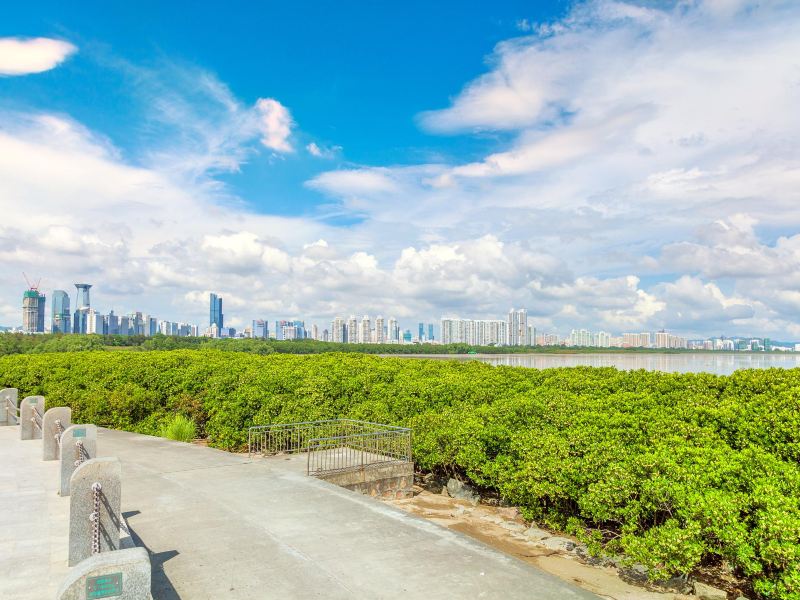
<box><xmin>2</xmin><ymin>0</ymin><xmax>800</xmax><ymax>338</ymax></box>
<box><xmin>0</xmin><ymin>37</ymin><xmax>76</xmax><ymax>76</ymax></box>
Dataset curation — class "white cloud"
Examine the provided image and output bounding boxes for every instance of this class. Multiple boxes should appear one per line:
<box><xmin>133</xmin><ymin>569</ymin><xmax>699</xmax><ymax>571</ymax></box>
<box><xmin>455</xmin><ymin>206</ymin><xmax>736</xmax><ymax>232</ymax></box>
<box><xmin>255</xmin><ymin>98</ymin><xmax>294</xmax><ymax>152</ymax></box>
<box><xmin>3</xmin><ymin>1</ymin><xmax>800</xmax><ymax>339</ymax></box>
<box><xmin>0</xmin><ymin>37</ymin><xmax>76</xmax><ymax>76</ymax></box>
<box><xmin>306</xmin><ymin>142</ymin><xmax>341</xmax><ymax>159</ymax></box>
<box><xmin>307</xmin><ymin>0</ymin><xmax>800</xmax><ymax>337</ymax></box>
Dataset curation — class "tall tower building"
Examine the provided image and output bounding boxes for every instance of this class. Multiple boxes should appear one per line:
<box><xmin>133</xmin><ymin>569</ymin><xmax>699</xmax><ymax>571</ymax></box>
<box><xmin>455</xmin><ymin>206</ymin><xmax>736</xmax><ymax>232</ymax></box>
<box><xmin>360</xmin><ymin>315</ymin><xmax>371</xmax><ymax>344</ymax></box>
<box><xmin>347</xmin><ymin>315</ymin><xmax>358</xmax><ymax>344</ymax></box>
<box><xmin>387</xmin><ymin>317</ymin><xmax>398</xmax><ymax>343</ymax></box>
<box><xmin>73</xmin><ymin>283</ymin><xmax>92</xmax><ymax>334</ymax></box>
<box><xmin>331</xmin><ymin>317</ymin><xmax>346</xmax><ymax>343</ymax></box>
<box><xmin>22</xmin><ymin>289</ymin><xmax>46</xmax><ymax>333</ymax></box>
<box><xmin>507</xmin><ymin>308</ymin><xmax>529</xmax><ymax>346</ymax></box>
<box><xmin>418</xmin><ymin>322</ymin><xmax>425</xmax><ymax>341</ymax></box>
<box><xmin>375</xmin><ymin>316</ymin><xmax>385</xmax><ymax>344</ymax></box>
<box><xmin>51</xmin><ymin>290</ymin><xmax>71</xmax><ymax>334</ymax></box>
<box><xmin>75</xmin><ymin>283</ymin><xmax>92</xmax><ymax>309</ymax></box>
<box><xmin>209</xmin><ymin>293</ymin><xmax>224</xmax><ymax>329</ymax></box>
<box><xmin>427</xmin><ymin>323</ymin><xmax>434</xmax><ymax>342</ymax></box>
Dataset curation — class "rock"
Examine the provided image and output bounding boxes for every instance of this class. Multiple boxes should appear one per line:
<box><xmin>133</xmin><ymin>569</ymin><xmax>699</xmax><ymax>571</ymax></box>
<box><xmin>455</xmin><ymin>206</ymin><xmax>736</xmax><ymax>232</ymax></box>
<box><xmin>655</xmin><ymin>575</ymin><xmax>691</xmax><ymax>594</ymax></box>
<box><xmin>523</xmin><ymin>526</ymin><xmax>550</xmax><ymax>541</ymax></box>
<box><xmin>619</xmin><ymin>563</ymin><xmax>649</xmax><ymax>585</ymax></box>
<box><xmin>446</xmin><ymin>478</ymin><xmax>480</xmax><ymax>504</ymax></box>
<box><xmin>440</xmin><ymin>486</ymin><xmax>450</xmax><ymax>497</ymax></box>
<box><xmin>496</xmin><ymin>506</ymin><xmax>521</xmax><ymax>520</ymax></box>
<box><xmin>499</xmin><ymin>521</ymin><xmax>526</xmax><ymax>533</ymax></box>
<box><xmin>692</xmin><ymin>581</ymin><xmax>727</xmax><ymax>600</ymax></box>
<box><xmin>540</xmin><ymin>536</ymin><xmax>575</xmax><ymax>551</ymax></box>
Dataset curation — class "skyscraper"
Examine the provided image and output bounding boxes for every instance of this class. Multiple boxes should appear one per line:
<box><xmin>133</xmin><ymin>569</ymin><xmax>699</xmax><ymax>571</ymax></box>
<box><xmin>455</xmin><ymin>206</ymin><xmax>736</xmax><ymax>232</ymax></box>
<box><xmin>375</xmin><ymin>316</ymin><xmax>385</xmax><ymax>344</ymax></box>
<box><xmin>252</xmin><ymin>319</ymin><xmax>268</xmax><ymax>339</ymax></box>
<box><xmin>75</xmin><ymin>284</ymin><xmax>92</xmax><ymax>309</ymax></box>
<box><xmin>347</xmin><ymin>315</ymin><xmax>358</xmax><ymax>343</ymax></box>
<box><xmin>360</xmin><ymin>315</ymin><xmax>371</xmax><ymax>343</ymax></box>
<box><xmin>51</xmin><ymin>290</ymin><xmax>71</xmax><ymax>334</ymax></box>
<box><xmin>418</xmin><ymin>322</ymin><xmax>425</xmax><ymax>341</ymax></box>
<box><xmin>427</xmin><ymin>323</ymin><xmax>434</xmax><ymax>342</ymax></box>
<box><xmin>22</xmin><ymin>289</ymin><xmax>46</xmax><ymax>333</ymax></box>
<box><xmin>387</xmin><ymin>317</ymin><xmax>398</xmax><ymax>343</ymax></box>
<box><xmin>331</xmin><ymin>317</ymin><xmax>346</xmax><ymax>343</ymax></box>
<box><xmin>209</xmin><ymin>293</ymin><xmax>223</xmax><ymax>329</ymax></box>
<box><xmin>507</xmin><ymin>308</ymin><xmax>529</xmax><ymax>346</ymax></box>
<box><xmin>73</xmin><ymin>283</ymin><xmax>92</xmax><ymax>334</ymax></box>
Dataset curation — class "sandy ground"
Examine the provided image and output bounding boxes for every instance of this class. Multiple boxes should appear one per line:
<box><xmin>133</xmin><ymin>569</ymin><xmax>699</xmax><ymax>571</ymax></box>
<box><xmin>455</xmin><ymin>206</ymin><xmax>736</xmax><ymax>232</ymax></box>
<box><xmin>387</xmin><ymin>490</ymin><xmax>696</xmax><ymax>600</ymax></box>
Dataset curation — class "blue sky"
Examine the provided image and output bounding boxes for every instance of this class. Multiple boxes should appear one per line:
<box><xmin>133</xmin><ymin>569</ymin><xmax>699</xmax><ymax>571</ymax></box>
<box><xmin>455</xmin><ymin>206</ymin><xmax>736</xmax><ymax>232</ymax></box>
<box><xmin>2</xmin><ymin>1</ymin><xmax>568</xmax><ymax>216</ymax></box>
<box><xmin>1</xmin><ymin>0</ymin><xmax>800</xmax><ymax>339</ymax></box>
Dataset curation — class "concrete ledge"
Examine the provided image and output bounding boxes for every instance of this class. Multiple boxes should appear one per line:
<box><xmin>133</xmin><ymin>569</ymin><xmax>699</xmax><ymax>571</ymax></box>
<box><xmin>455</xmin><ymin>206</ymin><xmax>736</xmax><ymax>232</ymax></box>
<box><xmin>0</xmin><ymin>387</ymin><xmax>17</xmax><ymax>425</ymax></box>
<box><xmin>320</xmin><ymin>462</ymin><xmax>414</xmax><ymax>498</ymax></box>
<box><xmin>56</xmin><ymin>547</ymin><xmax>151</xmax><ymax>600</ymax></box>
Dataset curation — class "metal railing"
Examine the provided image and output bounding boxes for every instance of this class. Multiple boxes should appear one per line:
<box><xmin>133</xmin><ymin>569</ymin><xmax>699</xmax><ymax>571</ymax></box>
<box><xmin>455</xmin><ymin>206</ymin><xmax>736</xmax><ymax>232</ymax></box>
<box><xmin>248</xmin><ymin>419</ymin><xmax>412</xmax><ymax>477</ymax></box>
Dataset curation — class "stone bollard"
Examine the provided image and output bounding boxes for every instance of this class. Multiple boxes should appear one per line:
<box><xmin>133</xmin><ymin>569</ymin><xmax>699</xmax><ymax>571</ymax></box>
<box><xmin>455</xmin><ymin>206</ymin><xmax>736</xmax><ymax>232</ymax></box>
<box><xmin>43</xmin><ymin>406</ymin><xmax>72</xmax><ymax>461</ymax></box>
<box><xmin>69</xmin><ymin>456</ymin><xmax>122</xmax><ymax>566</ymax></box>
<box><xmin>60</xmin><ymin>424</ymin><xmax>98</xmax><ymax>496</ymax></box>
<box><xmin>0</xmin><ymin>387</ymin><xmax>18</xmax><ymax>425</ymax></box>
<box><xmin>57</xmin><ymin>547</ymin><xmax>152</xmax><ymax>599</ymax></box>
<box><xmin>19</xmin><ymin>395</ymin><xmax>45</xmax><ymax>440</ymax></box>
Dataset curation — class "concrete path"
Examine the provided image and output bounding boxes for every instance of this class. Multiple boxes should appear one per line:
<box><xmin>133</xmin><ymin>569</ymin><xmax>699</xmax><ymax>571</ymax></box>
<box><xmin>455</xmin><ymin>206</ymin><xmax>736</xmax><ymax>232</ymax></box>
<box><xmin>2</xmin><ymin>425</ymin><xmax>599</xmax><ymax>600</ymax></box>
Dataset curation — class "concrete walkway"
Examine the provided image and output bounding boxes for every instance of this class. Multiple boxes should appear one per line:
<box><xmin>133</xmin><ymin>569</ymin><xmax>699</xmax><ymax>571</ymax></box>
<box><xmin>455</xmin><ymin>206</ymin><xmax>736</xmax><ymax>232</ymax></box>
<box><xmin>1</xmin><ymin>425</ymin><xmax>599</xmax><ymax>599</ymax></box>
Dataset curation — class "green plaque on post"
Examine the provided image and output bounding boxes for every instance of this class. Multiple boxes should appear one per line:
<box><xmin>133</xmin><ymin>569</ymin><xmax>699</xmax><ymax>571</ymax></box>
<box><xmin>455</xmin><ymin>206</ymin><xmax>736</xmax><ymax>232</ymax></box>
<box><xmin>86</xmin><ymin>572</ymin><xmax>123</xmax><ymax>598</ymax></box>
<box><xmin>73</xmin><ymin>428</ymin><xmax>86</xmax><ymax>438</ymax></box>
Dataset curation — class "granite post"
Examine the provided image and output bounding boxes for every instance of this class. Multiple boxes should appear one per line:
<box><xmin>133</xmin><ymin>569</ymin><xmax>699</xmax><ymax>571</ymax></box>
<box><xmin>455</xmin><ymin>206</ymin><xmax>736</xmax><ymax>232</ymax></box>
<box><xmin>60</xmin><ymin>424</ymin><xmax>98</xmax><ymax>496</ymax></box>
<box><xmin>0</xmin><ymin>387</ymin><xmax>18</xmax><ymax>425</ymax></box>
<box><xmin>19</xmin><ymin>395</ymin><xmax>45</xmax><ymax>440</ymax></box>
<box><xmin>57</xmin><ymin>547</ymin><xmax>151</xmax><ymax>600</ymax></box>
<box><xmin>69</xmin><ymin>456</ymin><xmax>122</xmax><ymax>566</ymax></box>
<box><xmin>43</xmin><ymin>406</ymin><xmax>72</xmax><ymax>461</ymax></box>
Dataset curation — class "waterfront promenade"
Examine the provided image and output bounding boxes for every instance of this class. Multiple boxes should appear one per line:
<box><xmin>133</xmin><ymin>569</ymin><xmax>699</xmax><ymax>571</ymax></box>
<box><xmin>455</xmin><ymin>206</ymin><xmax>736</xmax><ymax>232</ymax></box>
<box><xmin>1</xmin><ymin>425</ymin><xmax>598</xmax><ymax>599</ymax></box>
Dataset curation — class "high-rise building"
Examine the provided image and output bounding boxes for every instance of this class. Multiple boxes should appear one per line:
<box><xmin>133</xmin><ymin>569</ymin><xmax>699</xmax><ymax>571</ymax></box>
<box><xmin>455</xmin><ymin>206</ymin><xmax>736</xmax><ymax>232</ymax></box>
<box><xmin>311</xmin><ymin>324</ymin><xmax>319</xmax><ymax>341</ymax></box>
<box><xmin>427</xmin><ymin>323</ymin><xmax>434</xmax><ymax>342</ymax></box>
<box><xmin>507</xmin><ymin>308</ymin><xmax>529</xmax><ymax>346</ymax></box>
<box><xmin>418</xmin><ymin>322</ymin><xmax>425</xmax><ymax>342</ymax></box>
<box><xmin>73</xmin><ymin>283</ymin><xmax>92</xmax><ymax>334</ymax></box>
<box><xmin>252</xmin><ymin>320</ymin><xmax>268</xmax><ymax>339</ymax></box>
<box><xmin>75</xmin><ymin>283</ymin><xmax>92</xmax><ymax>309</ymax></box>
<box><xmin>440</xmin><ymin>318</ymin><xmax>507</xmax><ymax>346</ymax></box>
<box><xmin>22</xmin><ymin>289</ymin><xmax>46</xmax><ymax>333</ymax></box>
<box><xmin>387</xmin><ymin>317</ymin><xmax>398</xmax><ymax>343</ymax></box>
<box><xmin>51</xmin><ymin>290</ymin><xmax>70</xmax><ymax>334</ymax></box>
<box><xmin>347</xmin><ymin>315</ymin><xmax>358</xmax><ymax>344</ymax></box>
<box><xmin>331</xmin><ymin>317</ymin><xmax>346</xmax><ymax>343</ymax></box>
<box><xmin>209</xmin><ymin>293</ymin><xmax>224</xmax><ymax>329</ymax></box>
<box><xmin>360</xmin><ymin>315</ymin><xmax>371</xmax><ymax>343</ymax></box>
<box><xmin>375</xmin><ymin>316</ymin><xmax>385</xmax><ymax>344</ymax></box>
<box><xmin>86</xmin><ymin>309</ymin><xmax>106</xmax><ymax>335</ymax></box>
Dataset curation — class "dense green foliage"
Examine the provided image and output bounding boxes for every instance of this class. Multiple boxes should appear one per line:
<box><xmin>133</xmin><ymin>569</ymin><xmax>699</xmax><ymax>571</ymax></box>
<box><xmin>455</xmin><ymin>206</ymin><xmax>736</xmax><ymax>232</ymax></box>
<box><xmin>1</xmin><ymin>350</ymin><xmax>798</xmax><ymax>597</ymax></box>
<box><xmin>0</xmin><ymin>332</ymin><xmax>701</xmax><ymax>357</ymax></box>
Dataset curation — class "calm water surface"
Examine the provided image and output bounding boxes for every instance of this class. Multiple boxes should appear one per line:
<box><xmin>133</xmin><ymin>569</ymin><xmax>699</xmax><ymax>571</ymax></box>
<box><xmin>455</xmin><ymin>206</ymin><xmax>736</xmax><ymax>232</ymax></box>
<box><xmin>394</xmin><ymin>353</ymin><xmax>800</xmax><ymax>375</ymax></box>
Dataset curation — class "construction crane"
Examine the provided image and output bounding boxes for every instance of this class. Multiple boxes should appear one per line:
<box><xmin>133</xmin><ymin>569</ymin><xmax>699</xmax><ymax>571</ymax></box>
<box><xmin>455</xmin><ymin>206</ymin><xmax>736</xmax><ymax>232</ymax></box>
<box><xmin>22</xmin><ymin>272</ymin><xmax>41</xmax><ymax>291</ymax></box>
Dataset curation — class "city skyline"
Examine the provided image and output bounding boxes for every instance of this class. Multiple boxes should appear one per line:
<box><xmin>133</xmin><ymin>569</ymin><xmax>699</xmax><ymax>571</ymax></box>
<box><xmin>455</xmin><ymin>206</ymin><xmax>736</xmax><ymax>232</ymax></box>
<box><xmin>10</xmin><ymin>283</ymin><xmax>797</xmax><ymax>350</ymax></box>
<box><xmin>2</xmin><ymin>2</ymin><xmax>800</xmax><ymax>339</ymax></box>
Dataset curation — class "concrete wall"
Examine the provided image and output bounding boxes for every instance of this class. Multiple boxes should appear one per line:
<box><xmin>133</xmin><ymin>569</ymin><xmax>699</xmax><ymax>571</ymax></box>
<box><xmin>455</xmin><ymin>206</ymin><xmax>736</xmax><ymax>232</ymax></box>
<box><xmin>320</xmin><ymin>462</ymin><xmax>414</xmax><ymax>499</ymax></box>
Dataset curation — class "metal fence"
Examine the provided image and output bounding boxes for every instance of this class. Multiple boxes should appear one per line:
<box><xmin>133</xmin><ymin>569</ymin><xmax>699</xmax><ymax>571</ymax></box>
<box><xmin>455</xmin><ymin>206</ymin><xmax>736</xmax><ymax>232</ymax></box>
<box><xmin>248</xmin><ymin>419</ymin><xmax>412</xmax><ymax>477</ymax></box>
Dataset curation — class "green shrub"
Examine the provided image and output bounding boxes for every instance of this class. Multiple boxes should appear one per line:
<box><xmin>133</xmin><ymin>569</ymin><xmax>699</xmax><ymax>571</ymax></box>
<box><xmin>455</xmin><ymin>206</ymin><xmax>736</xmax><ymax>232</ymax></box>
<box><xmin>158</xmin><ymin>414</ymin><xmax>196</xmax><ymax>442</ymax></box>
<box><xmin>2</xmin><ymin>350</ymin><xmax>800</xmax><ymax>597</ymax></box>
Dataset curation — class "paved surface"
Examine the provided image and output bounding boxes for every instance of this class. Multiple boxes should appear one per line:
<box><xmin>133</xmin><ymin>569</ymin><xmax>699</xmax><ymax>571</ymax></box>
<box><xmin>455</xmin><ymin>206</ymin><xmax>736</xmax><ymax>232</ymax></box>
<box><xmin>0</xmin><ymin>425</ymin><xmax>70</xmax><ymax>600</ymax></box>
<box><xmin>2</xmin><ymin>425</ymin><xmax>599</xmax><ymax>599</ymax></box>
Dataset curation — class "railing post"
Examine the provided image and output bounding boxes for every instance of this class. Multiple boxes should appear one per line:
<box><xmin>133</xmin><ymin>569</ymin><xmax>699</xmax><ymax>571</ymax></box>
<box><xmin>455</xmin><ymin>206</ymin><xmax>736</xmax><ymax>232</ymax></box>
<box><xmin>43</xmin><ymin>406</ymin><xmax>72</xmax><ymax>461</ymax></box>
<box><xmin>20</xmin><ymin>395</ymin><xmax>45</xmax><ymax>440</ymax></box>
<box><xmin>69</xmin><ymin>456</ymin><xmax>122</xmax><ymax>566</ymax></box>
<box><xmin>0</xmin><ymin>388</ymin><xmax>18</xmax><ymax>426</ymax></box>
<box><xmin>60</xmin><ymin>424</ymin><xmax>98</xmax><ymax>496</ymax></box>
